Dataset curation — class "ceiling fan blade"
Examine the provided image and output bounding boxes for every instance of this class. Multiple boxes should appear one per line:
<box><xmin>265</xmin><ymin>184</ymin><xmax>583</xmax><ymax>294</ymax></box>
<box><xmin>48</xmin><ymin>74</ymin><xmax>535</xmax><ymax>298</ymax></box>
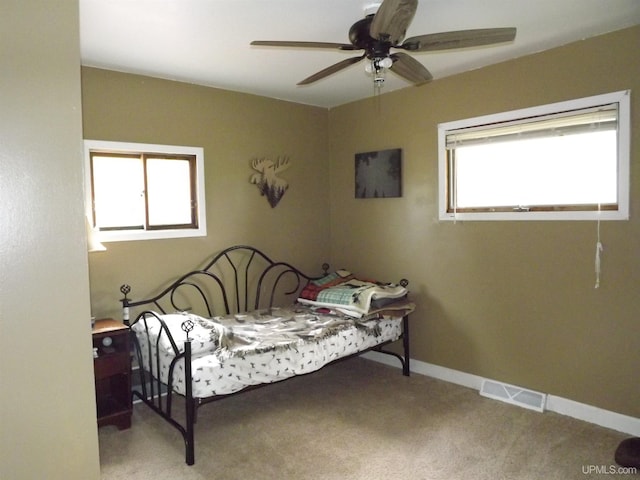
<box><xmin>251</xmin><ymin>40</ymin><xmax>359</xmax><ymax>51</ymax></box>
<box><xmin>369</xmin><ymin>0</ymin><xmax>418</xmax><ymax>45</ymax></box>
<box><xmin>401</xmin><ymin>28</ymin><xmax>517</xmax><ymax>52</ymax></box>
<box><xmin>389</xmin><ymin>52</ymin><xmax>433</xmax><ymax>84</ymax></box>
<box><xmin>297</xmin><ymin>55</ymin><xmax>366</xmax><ymax>85</ymax></box>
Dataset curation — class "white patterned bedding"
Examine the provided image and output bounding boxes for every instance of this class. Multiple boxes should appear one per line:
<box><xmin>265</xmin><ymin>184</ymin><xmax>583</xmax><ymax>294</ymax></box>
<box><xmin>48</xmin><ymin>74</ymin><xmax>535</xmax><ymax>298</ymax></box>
<box><xmin>132</xmin><ymin>302</ymin><xmax>412</xmax><ymax>398</ymax></box>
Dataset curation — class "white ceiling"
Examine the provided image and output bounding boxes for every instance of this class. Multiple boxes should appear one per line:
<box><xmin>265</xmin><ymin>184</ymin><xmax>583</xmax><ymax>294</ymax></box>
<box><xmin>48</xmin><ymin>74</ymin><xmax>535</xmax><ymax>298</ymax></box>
<box><xmin>79</xmin><ymin>0</ymin><xmax>640</xmax><ymax>109</ymax></box>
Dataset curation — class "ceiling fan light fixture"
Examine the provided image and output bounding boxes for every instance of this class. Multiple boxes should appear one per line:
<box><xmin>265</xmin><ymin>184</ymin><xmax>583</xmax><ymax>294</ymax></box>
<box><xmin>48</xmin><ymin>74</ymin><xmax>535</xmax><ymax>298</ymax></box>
<box><xmin>366</xmin><ymin>57</ymin><xmax>391</xmax><ymax>89</ymax></box>
<box><xmin>365</xmin><ymin>56</ymin><xmax>392</xmax><ymax>73</ymax></box>
<box><xmin>379</xmin><ymin>57</ymin><xmax>393</xmax><ymax>69</ymax></box>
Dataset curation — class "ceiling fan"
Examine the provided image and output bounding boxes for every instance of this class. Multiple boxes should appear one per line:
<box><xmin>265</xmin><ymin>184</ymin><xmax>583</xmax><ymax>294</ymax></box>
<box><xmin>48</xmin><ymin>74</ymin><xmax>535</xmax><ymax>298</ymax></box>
<box><xmin>251</xmin><ymin>0</ymin><xmax>516</xmax><ymax>89</ymax></box>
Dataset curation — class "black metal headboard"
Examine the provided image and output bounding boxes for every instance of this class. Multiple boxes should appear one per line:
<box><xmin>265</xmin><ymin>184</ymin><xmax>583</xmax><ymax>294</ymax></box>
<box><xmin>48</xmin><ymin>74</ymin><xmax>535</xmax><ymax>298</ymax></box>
<box><xmin>120</xmin><ymin>245</ymin><xmax>328</xmax><ymax>324</ymax></box>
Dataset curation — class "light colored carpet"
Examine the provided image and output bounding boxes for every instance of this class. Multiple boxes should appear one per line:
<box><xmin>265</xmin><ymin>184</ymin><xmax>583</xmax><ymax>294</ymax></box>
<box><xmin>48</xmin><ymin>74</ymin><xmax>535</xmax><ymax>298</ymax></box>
<box><xmin>98</xmin><ymin>358</ymin><xmax>629</xmax><ymax>479</ymax></box>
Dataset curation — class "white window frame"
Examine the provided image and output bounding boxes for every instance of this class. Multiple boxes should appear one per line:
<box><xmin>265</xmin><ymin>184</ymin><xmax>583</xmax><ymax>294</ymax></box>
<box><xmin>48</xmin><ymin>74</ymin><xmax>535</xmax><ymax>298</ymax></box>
<box><xmin>84</xmin><ymin>140</ymin><xmax>207</xmax><ymax>242</ymax></box>
<box><xmin>437</xmin><ymin>90</ymin><xmax>630</xmax><ymax>221</ymax></box>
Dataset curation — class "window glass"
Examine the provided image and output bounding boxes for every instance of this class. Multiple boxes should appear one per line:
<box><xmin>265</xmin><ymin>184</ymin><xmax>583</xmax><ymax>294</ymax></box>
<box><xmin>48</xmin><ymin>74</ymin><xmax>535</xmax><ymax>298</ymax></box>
<box><xmin>453</xmin><ymin>130</ymin><xmax>617</xmax><ymax>209</ymax></box>
<box><xmin>146</xmin><ymin>157</ymin><xmax>195</xmax><ymax>228</ymax></box>
<box><xmin>92</xmin><ymin>155</ymin><xmax>145</xmax><ymax>229</ymax></box>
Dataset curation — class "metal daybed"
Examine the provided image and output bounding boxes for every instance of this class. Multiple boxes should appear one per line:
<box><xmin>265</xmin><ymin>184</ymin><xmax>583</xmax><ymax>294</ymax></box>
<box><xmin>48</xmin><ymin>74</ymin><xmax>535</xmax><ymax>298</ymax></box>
<box><xmin>120</xmin><ymin>245</ymin><xmax>414</xmax><ymax>465</ymax></box>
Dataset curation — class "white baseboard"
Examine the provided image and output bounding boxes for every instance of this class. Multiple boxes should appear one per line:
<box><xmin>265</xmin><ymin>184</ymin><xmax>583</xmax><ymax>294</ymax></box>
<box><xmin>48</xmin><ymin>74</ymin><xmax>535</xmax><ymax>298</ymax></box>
<box><xmin>361</xmin><ymin>351</ymin><xmax>640</xmax><ymax>437</ymax></box>
<box><xmin>545</xmin><ymin>395</ymin><xmax>640</xmax><ymax>437</ymax></box>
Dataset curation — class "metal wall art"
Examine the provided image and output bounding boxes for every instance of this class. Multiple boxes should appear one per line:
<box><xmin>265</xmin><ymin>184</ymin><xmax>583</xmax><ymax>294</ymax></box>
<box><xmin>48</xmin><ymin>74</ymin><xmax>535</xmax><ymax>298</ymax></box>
<box><xmin>250</xmin><ymin>156</ymin><xmax>291</xmax><ymax>208</ymax></box>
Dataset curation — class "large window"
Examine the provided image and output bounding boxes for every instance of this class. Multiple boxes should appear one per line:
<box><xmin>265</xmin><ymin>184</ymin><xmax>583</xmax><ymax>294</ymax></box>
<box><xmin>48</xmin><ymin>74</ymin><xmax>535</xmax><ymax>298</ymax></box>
<box><xmin>84</xmin><ymin>140</ymin><xmax>206</xmax><ymax>242</ymax></box>
<box><xmin>438</xmin><ymin>90</ymin><xmax>630</xmax><ymax>221</ymax></box>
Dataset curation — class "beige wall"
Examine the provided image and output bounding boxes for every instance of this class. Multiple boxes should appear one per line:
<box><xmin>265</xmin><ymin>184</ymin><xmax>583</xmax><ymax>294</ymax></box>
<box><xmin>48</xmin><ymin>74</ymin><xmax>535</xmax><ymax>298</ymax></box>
<box><xmin>82</xmin><ymin>26</ymin><xmax>639</xmax><ymax>427</ymax></box>
<box><xmin>81</xmin><ymin>68</ymin><xmax>331</xmax><ymax>319</ymax></box>
<box><xmin>328</xmin><ymin>26</ymin><xmax>640</xmax><ymax>418</ymax></box>
<box><xmin>1</xmin><ymin>1</ymin><xmax>100</xmax><ymax>479</ymax></box>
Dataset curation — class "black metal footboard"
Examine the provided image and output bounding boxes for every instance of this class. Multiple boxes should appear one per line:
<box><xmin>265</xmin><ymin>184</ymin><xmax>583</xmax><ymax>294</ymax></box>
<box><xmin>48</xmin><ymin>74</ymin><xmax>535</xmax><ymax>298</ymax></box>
<box><xmin>126</xmin><ymin>310</ymin><xmax>198</xmax><ymax>465</ymax></box>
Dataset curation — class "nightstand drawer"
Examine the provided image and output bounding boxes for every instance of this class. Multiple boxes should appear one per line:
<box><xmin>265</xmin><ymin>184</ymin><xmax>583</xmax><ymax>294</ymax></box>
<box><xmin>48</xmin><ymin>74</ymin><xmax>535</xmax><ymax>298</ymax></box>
<box><xmin>94</xmin><ymin>353</ymin><xmax>129</xmax><ymax>380</ymax></box>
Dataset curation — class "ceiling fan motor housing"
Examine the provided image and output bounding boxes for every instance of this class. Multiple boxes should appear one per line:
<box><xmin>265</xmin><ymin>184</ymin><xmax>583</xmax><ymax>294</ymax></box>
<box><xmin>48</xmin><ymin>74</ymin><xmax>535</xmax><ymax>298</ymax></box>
<box><xmin>349</xmin><ymin>15</ymin><xmax>392</xmax><ymax>60</ymax></box>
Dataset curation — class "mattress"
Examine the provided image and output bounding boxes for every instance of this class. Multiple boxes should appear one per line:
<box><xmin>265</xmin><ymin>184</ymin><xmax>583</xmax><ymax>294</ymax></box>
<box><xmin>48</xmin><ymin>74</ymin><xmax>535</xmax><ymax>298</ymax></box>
<box><xmin>132</xmin><ymin>303</ymin><xmax>408</xmax><ymax>398</ymax></box>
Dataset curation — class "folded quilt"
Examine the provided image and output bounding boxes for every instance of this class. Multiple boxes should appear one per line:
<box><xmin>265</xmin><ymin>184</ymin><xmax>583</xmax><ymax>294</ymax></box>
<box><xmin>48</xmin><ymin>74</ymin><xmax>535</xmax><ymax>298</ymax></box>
<box><xmin>298</xmin><ymin>270</ymin><xmax>408</xmax><ymax>315</ymax></box>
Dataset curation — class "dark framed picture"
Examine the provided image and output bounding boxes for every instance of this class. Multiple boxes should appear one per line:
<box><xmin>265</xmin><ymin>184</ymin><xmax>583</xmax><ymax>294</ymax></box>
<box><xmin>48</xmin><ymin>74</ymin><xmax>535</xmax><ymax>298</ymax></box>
<box><xmin>355</xmin><ymin>148</ymin><xmax>402</xmax><ymax>198</ymax></box>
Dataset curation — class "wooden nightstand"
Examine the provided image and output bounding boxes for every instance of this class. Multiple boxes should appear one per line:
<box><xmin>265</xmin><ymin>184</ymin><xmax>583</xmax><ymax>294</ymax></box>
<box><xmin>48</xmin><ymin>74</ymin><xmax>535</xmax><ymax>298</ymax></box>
<box><xmin>92</xmin><ymin>318</ymin><xmax>132</xmax><ymax>430</ymax></box>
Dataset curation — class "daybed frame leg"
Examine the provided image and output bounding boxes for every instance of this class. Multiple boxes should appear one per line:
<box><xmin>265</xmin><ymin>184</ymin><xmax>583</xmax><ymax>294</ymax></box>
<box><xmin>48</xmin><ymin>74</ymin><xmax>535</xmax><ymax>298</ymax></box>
<box><xmin>402</xmin><ymin>315</ymin><xmax>410</xmax><ymax>376</ymax></box>
<box><xmin>184</xmin><ymin>341</ymin><xmax>195</xmax><ymax>465</ymax></box>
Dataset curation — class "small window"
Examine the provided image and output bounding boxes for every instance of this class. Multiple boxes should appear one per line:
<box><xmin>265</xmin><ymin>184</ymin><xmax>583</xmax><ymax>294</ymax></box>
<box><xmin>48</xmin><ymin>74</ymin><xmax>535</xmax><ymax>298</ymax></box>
<box><xmin>438</xmin><ymin>90</ymin><xmax>630</xmax><ymax>221</ymax></box>
<box><xmin>84</xmin><ymin>140</ymin><xmax>206</xmax><ymax>241</ymax></box>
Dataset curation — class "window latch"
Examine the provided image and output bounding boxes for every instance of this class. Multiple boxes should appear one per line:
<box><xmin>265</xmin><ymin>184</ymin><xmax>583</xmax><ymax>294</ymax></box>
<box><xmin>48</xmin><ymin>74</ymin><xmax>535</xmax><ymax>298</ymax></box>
<box><xmin>513</xmin><ymin>206</ymin><xmax>530</xmax><ymax>212</ymax></box>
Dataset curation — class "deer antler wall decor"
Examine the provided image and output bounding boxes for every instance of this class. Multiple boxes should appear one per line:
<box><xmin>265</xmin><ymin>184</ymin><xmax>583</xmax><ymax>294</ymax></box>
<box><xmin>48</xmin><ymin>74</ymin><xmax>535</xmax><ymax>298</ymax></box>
<box><xmin>249</xmin><ymin>155</ymin><xmax>291</xmax><ymax>208</ymax></box>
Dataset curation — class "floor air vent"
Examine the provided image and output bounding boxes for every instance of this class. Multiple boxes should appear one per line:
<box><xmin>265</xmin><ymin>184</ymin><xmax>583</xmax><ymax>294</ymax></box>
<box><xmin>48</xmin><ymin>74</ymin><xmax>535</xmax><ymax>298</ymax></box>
<box><xmin>480</xmin><ymin>379</ymin><xmax>547</xmax><ymax>412</ymax></box>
